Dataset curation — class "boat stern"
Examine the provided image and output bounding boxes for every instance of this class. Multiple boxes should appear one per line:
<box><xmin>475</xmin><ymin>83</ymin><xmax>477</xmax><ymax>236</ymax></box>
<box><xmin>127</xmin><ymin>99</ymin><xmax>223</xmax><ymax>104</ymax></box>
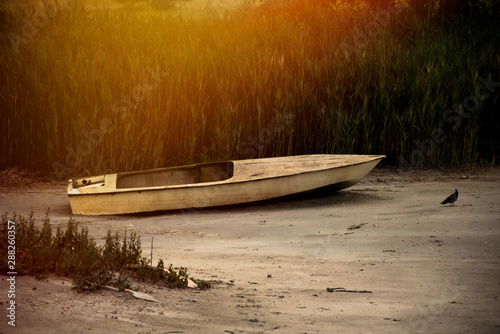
<box><xmin>67</xmin><ymin>174</ymin><xmax>118</xmax><ymax>215</ymax></box>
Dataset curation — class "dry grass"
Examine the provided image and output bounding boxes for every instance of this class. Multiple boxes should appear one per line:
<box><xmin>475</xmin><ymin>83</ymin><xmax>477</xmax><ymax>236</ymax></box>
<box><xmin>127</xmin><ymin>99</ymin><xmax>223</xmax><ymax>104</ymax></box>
<box><xmin>0</xmin><ymin>0</ymin><xmax>498</xmax><ymax>178</ymax></box>
<box><xmin>0</xmin><ymin>168</ymin><xmax>35</xmax><ymax>188</ymax></box>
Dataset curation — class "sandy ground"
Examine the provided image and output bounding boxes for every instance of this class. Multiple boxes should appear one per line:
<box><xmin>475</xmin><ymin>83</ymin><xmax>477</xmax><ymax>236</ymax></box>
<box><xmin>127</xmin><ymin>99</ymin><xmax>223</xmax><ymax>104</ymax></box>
<box><xmin>0</xmin><ymin>168</ymin><xmax>499</xmax><ymax>334</ymax></box>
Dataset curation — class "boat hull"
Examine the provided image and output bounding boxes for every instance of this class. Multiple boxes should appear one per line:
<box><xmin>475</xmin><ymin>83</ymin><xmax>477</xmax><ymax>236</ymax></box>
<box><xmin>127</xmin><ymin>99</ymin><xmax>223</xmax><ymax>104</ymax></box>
<box><xmin>68</xmin><ymin>155</ymin><xmax>383</xmax><ymax>215</ymax></box>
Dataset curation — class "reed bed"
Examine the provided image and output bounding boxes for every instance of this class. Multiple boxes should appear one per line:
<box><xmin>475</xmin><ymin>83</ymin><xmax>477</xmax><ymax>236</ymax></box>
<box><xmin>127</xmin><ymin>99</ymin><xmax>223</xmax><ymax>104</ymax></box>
<box><xmin>0</xmin><ymin>0</ymin><xmax>498</xmax><ymax>178</ymax></box>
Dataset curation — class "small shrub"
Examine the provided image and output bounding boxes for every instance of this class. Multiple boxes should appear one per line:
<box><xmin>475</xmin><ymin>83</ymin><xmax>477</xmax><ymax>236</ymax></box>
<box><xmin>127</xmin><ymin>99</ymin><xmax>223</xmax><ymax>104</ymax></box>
<box><xmin>113</xmin><ymin>272</ymin><xmax>134</xmax><ymax>291</ymax></box>
<box><xmin>132</xmin><ymin>258</ymin><xmax>211</xmax><ymax>289</ymax></box>
<box><xmin>0</xmin><ymin>212</ymin><xmax>135</xmax><ymax>290</ymax></box>
<box><xmin>195</xmin><ymin>279</ymin><xmax>212</xmax><ymax>291</ymax></box>
<box><xmin>0</xmin><ymin>211</ymin><xmax>210</xmax><ymax>291</ymax></box>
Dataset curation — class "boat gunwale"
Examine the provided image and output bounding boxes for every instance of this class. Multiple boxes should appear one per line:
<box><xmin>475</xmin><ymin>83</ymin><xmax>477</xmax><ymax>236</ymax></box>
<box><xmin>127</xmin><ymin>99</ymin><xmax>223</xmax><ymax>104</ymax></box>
<box><xmin>68</xmin><ymin>155</ymin><xmax>385</xmax><ymax>196</ymax></box>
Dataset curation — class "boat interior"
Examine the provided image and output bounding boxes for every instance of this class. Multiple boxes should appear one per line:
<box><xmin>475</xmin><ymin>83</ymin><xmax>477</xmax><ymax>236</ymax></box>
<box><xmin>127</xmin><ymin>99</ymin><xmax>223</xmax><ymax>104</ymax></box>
<box><xmin>116</xmin><ymin>161</ymin><xmax>234</xmax><ymax>189</ymax></box>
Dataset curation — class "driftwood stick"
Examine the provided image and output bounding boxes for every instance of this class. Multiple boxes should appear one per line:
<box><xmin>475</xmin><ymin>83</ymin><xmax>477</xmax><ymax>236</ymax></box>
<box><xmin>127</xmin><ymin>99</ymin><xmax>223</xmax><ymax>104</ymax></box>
<box><xmin>150</xmin><ymin>236</ymin><xmax>154</xmax><ymax>265</ymax></box>
<box><xmin>347</xmin><ymin>222</ymin><xmax>369</xmax><ymax>230</ymax></box>
<box><xmin>326</xmin><ymin>287</ymin><xmax>372</xmax><ymax>293</ymax></box>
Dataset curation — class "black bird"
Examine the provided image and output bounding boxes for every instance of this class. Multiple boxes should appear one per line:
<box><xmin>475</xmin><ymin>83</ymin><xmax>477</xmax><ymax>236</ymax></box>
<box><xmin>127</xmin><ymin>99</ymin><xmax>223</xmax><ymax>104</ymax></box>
<box><xmin>441</xmin><ymin>189</ymin><xmax>458</xmax><ymax>206</ymax></box>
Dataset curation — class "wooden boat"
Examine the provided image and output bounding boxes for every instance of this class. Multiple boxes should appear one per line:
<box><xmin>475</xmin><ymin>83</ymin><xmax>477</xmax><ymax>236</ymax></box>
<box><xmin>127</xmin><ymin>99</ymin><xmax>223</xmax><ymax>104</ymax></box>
<box><xmin>68</xmin><ymin>154</ymin><xmax>384</xmax><ymax>215</ymax></box>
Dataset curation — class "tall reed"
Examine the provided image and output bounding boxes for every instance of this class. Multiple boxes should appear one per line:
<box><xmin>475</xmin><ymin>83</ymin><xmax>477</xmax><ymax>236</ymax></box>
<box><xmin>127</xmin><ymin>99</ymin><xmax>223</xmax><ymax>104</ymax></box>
<box><xmin>0</xmin><ymin>0</ymin><xmax>498</xmax><ymax>178</ymax></box>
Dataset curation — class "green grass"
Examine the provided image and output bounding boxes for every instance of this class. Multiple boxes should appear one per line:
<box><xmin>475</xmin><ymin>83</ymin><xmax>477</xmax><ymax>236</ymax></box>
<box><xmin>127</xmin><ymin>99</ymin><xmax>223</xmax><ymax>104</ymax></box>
<box><xmin>0</xmin><ymin>210</ymin><xmax>210</xmax><ymax>291</ymax></box>
<box><xmin>0</xmin><ymin>0</ymin><xmax>499</xmax><ymax>177</ymax></box>
<box><xmin>0</xmin><ymin>210</ymin><xmax>141</xmax><ymax>290</ymax></box>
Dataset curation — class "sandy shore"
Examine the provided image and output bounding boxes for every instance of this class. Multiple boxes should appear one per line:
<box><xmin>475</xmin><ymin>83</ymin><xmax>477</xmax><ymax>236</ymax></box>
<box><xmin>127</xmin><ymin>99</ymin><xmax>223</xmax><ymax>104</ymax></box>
<box><xmin>1</xmin><ymin>168</ymin><xmax>499</xmax><ymax>333</ymax></box>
